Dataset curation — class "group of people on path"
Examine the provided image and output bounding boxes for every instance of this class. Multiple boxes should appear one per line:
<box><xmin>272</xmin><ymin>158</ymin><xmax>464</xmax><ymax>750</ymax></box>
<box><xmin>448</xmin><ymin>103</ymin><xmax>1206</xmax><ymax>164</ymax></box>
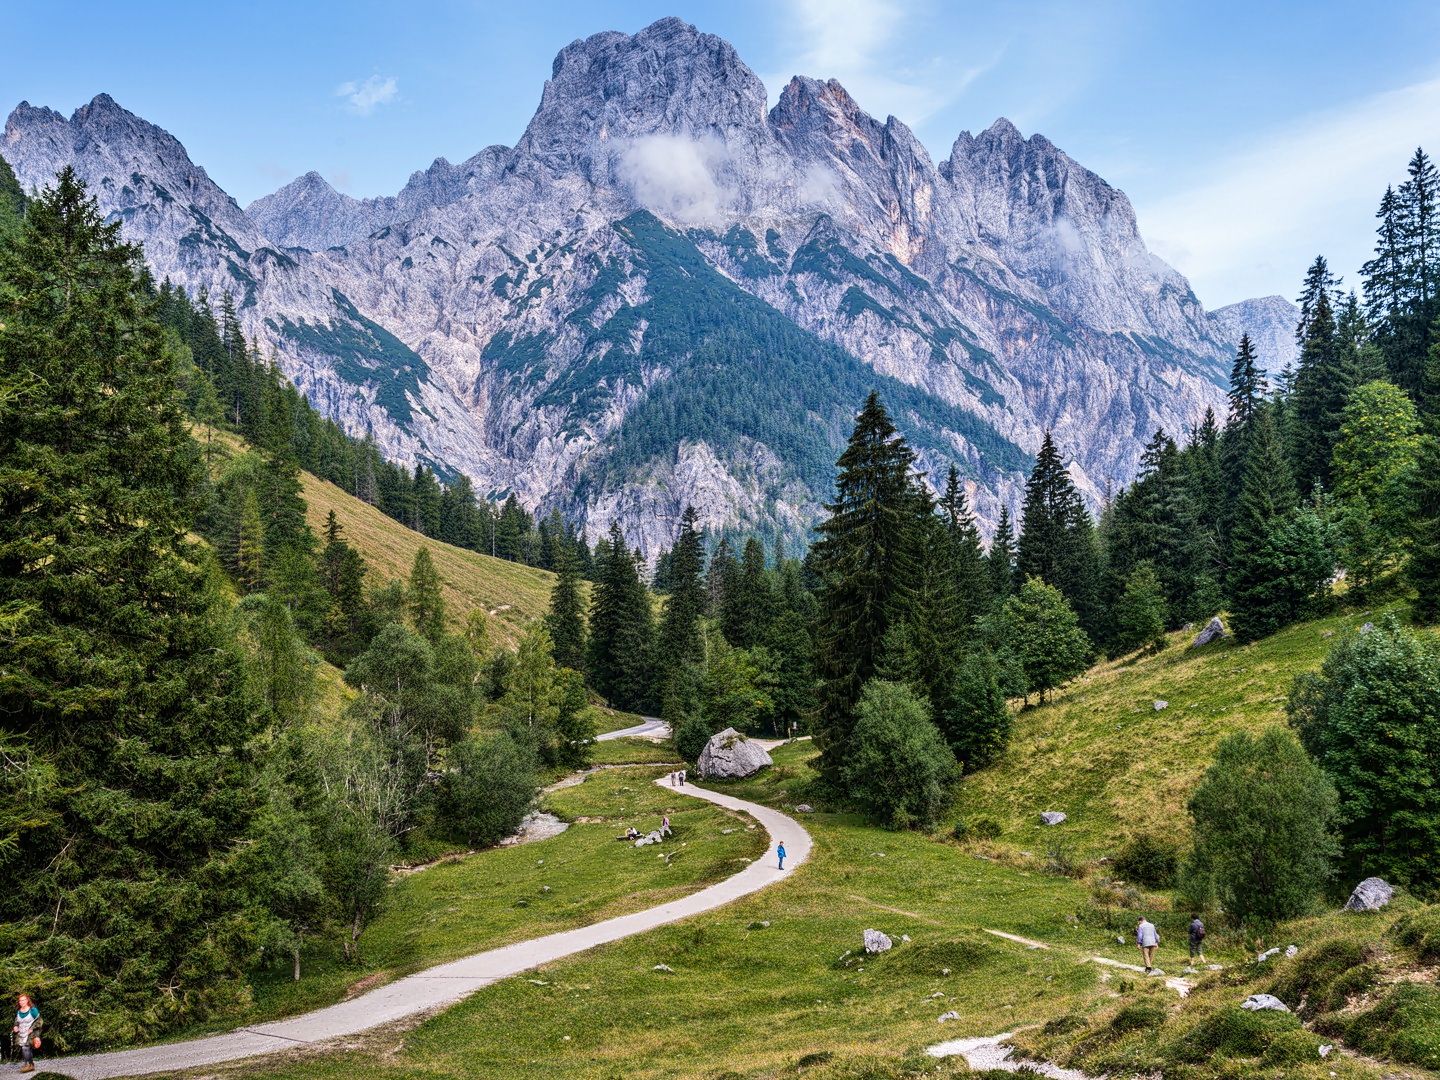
<box><xmin>668</xmin><ymin>770</ymin><xmax>687</xmax><ymax>786</ymax></box>
<box><xmin>1135</xmin><ymin>915</ymin><xmax>1207</xmax><ymax>973</ymax></box>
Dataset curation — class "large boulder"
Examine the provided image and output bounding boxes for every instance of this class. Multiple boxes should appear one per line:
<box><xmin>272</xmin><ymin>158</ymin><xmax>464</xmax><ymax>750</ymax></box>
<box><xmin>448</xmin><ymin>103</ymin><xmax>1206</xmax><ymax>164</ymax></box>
<box><xmin>1189</xmin><ymin>617</ymin><xmax>1226</xmax><ymax>648</ymax></box>
<box><xmin>1345</xmin><ymin>877</ymin><xmax>1393</xmax><ymax>912</ymax></box>
<box><xmin>697</xmin><ymin>727</ymin><xmax>773</xmax><ymax>779</ymax></box>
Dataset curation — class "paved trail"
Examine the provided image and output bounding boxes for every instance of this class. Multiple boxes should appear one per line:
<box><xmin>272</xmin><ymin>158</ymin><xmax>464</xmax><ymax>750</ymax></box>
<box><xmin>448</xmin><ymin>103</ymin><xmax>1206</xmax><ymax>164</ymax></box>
<box><xmin>48</xmin><ymin>777</ymin><xmax>809</xmax><ymax>1080</ymax></box>
<box><xmin>595</xmin><ymin>716</ymin><xmax>669</xmax><ymax>741</ymax></box>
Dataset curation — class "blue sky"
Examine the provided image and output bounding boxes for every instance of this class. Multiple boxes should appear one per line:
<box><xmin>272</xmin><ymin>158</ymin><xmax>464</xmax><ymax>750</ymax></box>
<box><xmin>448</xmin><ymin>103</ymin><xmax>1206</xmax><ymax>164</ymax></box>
<box><xmin>5</xmin><ymin>0</ymin><xmax>1440</xmax><ymax>306</ymax></box>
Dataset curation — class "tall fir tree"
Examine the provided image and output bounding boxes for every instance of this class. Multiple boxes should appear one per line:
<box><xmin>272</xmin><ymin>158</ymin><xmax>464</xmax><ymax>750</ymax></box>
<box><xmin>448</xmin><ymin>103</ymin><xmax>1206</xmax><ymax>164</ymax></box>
<box><xmin>1219</xmin><ymin>333</ymin><xmax>1267</xmax><ymax>553</ymax></box>
<box><xmin>1016</xmin><ymin>430</ymin><xmax>1099</xmax><ymax>634</ymax></box>
<box><xmin>0</xmin><ymin>168</ymin><xmax>263</xmax><ymax>1044</ymax></box>
<box><xmin>655</xmin><ymin>505</ymin><xmax>708</xmax><ymax>717</ymax></box>
<box><xmin>987</xmin><ymin>504</ymin><xmax>1017</xmax><ymax>601</ymax></box>
<box><xmin>1289</xmin><ymin>256</ymin><xmax>1351</xmax><ymax>493</ymax></box>
<box><xmin>407</xmin><ymin>547</ymin><xmax>447</xmax><ymax>643</ymax></box>
<box><xmin>810</xmin><ymin>391</ymin><xmax>918</xmax><ymax>780</ymax></box>
<box><xmin>545</xmin><ymin>544</ymin><xmax>588</xmax><ymax>671</ymax></box>
<box><xmin>1227</xmin><ymin>405</ymin><xmax>1304</xmax><ymax>641</ymax></box>
<box><xmin>585</xmin><ymin>523</ymin><xmax>654</xmax><ymax>713</ymax></box>
<box><xmin>941</xmin><ymin>463</ymin><xmax>992</xmax><ymax>625</ymax></box>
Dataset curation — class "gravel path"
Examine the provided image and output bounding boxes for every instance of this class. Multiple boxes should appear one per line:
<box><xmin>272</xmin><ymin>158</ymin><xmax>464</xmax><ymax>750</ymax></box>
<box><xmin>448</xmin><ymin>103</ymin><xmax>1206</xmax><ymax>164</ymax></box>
<box><xmin>595</xmin><ymin>717</ymin><xmax>669</xmax><ymax>741</ymax></box>
<box><xmin>46</xmin><ymin>777</ymin><xmax>809</xmax><ymax>1079</ymax></box>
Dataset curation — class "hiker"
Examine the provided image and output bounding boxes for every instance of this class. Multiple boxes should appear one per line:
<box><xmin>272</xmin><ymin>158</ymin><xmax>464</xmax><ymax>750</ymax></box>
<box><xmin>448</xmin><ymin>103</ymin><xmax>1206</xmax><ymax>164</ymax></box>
<box><xmin>777</xmin><ymin>842</ymin><xmax>787</xmax><ymax>870</ymax></box>
<box><xmin>1188</xmin><ymin>914</ymin><xmax>1207</xmax><ymax>964</ymax></box>
<box><xmin>669</xmin><ymin>771</ymin><xmax>676</xmax><ymax>787</ymax></box>
<box><xmin>1136</xmin><ymin>916</ymin><xmax>1160</xmax><ymax>972</ymax></box>
<box><xmin>618</xmin><ymin>826</ymin><xmax>639</xmax><ymax>841</ymax></box>
<box><xmin>661</xmin><ymin>814</ymin><xmax>670</xmax><ymax>832</ymax></box>
<box><xmin>679</xmin><ymin>769</ymin><xmax>686</xmax><ymax>786</ymax></box>
<box><xmin>13</xmin><ymin>993</ymin><xmax>40</xmax><ymax>1074</ymax></box>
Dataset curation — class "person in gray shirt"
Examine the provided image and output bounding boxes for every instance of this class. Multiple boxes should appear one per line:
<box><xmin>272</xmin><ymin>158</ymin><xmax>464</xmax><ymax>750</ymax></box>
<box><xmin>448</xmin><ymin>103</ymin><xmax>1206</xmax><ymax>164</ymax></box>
<box><xmin>1136</xmin><ymin>917</ymin><xmax>1160</xmax><ymax>972</ymax></box>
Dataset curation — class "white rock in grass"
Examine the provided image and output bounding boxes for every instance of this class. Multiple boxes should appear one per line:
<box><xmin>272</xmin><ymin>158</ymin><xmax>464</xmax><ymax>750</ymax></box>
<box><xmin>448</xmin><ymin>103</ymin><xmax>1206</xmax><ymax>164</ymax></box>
<box><xmin>1153</xmin><ymin>700</ymin><xmax>1168</xmax><ymax>711</ymax></box>
<box><xmin>1345</xmin><ymin>877</ymin><xmax>1393</xmax><ymax>911</ymax></box>
<box><xmin>938</xmin><ymin>1011</ymin><xmax>961</xmax><ymax>1023</ymax></box>
<box><xmin>1040</xmin><ymin>811</ymin><xmax>1066</xmax><ymax>825</ymax></box>
<box><xmin>1241</xmin><ymin>994</ymin><xmax>1290</xmax><ymax>1012</ymax></box>
<box><xmin>1189</xmin><ymin>617</ymin><xmax>1226</xmax><ymax>648</ymax></box>
<box><xmin>863</xmin><ymin>929</ymin><xmax>892</xmax><ymax>954</ymax></box>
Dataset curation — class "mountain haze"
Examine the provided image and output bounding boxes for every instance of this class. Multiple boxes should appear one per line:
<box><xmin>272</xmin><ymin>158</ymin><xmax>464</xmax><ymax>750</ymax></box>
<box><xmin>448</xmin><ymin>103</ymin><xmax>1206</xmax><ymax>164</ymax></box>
<box><xmin>3</xmin><ymin>17</ymin><xmax>1277</xmax><ymax>549</ymax></box>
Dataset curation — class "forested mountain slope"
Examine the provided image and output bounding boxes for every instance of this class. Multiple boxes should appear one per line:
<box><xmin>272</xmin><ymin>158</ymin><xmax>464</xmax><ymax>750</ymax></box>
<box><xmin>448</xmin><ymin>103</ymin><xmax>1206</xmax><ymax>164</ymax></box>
<box><xmin>4</xmin><ymin>17</ymin><xmax>1286</xmax><ymax>547</ymax></box>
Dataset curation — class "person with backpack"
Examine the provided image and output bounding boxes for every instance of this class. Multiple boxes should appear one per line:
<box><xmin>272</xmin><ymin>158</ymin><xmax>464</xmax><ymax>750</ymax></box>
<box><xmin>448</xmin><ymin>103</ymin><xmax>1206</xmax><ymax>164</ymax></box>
<box><xmin>1136</xmin><ymin>916</ymin><xmax>1160</xmax><ymax>973</ymax></box>
<box><xmin>1188</xmin><ymin>914</ymin><xmax>1208</xmax><ymax>964</ymax></box>
<box><xmin>12</xmin><ymin>994</ymin><xmax>40</xmax><ymax>1074</ymax></box>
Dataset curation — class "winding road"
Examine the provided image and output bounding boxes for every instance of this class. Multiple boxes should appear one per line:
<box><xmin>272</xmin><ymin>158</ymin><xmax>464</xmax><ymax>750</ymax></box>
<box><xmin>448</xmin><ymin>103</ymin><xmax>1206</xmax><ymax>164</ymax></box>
<box><xmin>594</xmin><ymin>716</ymin><xmax>669</xmax><ymax>741</ymax></box>
<box><xmin>47</xmin><ymin>776</ymin><xmax>809</xmax><ymax>1079</ymax></box>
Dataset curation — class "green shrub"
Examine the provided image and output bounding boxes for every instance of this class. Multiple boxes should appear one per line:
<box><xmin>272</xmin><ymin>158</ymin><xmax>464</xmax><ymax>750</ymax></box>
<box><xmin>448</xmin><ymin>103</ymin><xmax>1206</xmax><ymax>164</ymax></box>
<box><xmin>1183</xmin><ymin>726</ymin><xmax>1341</xmax><ymax>922</ymax></box>
<box><xmin>1344</xmin><ymin>983</ymin><xmax>1440</xmax><ymax>1068</ymax></box>
<box><xmin>1166</xmin><ymin>1005</ymin><xmax>1300</xmax><ymax>1063</ymax></box>
<box><xmin>436</xmin><ymin>732</ymin><xmax>537</xmax><ymax>847</ymax></box>
<box><xmin>673</xmin><ymin>713</ymin><xmax>713</xmax><ymax>764</ymax></box>
<box><xmin>1288</xmin><ymin>615</ymin><xmax>1440</xmax><ymax>890</ymax></box>
<box><xmin>1393</xmin><ymin>904</ymin><xmax>1440</xmax><ymax>962</ymax></box>
<box><xmin>1260</xmin><ymin>1029</ymin><xmax>1326</xmax><ymax>1065</ymax></box>
<box><xmin>950</xmin><ymin>819</ymin><xmax>970</xmax><ymax>841</ymax></box>
<box><xmin>841</xmin><ymin>679</ymin><xmax>958</xmax><ymax>828</ymax></box>
<box><xmin>1272</xmin><ymin>937</ymin><xmax>1376</xmax><ymax>1017</ymax></box>
<box><xmin>1113</xmin><ymin>834</ymin><xmax>1179</xmax><ymax>888</ymax></box>
<box><xmin>880</xmin><ymin>935</ymin><xmax>993</xmax><ymax>975</ymax></box>
<box><xmin>971</xmin><ymin>817</ymin><xmax>1002</xmax><ymax>840</ymax></box>
<box><xmin>1110</xmin><ymin>1002</ymin><xmax>1168</xmax><ymax>1034</ymax></box>
<box><xmin>1043</xmin><ymin>1015</ymin><xmax>1086</xmax><ymax>1036</ymax></box>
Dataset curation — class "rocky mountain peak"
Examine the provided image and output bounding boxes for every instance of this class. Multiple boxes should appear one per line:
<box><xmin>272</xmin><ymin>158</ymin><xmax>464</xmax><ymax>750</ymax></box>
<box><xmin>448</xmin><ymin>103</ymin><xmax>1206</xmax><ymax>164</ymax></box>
<box><xmin>516</xmin><ymin>17</ymin><xmax>770</xmax><ymax>184</ymax></box>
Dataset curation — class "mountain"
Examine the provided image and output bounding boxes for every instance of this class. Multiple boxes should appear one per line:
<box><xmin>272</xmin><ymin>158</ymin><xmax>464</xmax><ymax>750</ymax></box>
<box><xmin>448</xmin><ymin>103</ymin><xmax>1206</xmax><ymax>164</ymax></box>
<box><xmin>3</xmin><ymin>18</ymin><xmax>1277</xmax><ymax>550</ymax></box>
<box><xmin>1210</xmin><ymin>295</ymin><xmax>1301</xmax><ymax>381</ymax></box>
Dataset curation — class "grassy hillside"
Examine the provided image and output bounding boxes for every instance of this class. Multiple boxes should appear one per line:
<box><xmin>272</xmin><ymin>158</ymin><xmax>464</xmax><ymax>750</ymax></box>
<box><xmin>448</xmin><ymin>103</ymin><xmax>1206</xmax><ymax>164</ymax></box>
<box><xmin>953</xmin><ymin>602</ymin><xmax>1408</xmax><ymax>856</ymax></box>
<box><xmin>299</xmin><ymin>473</ymin><xmax>572</xmax><ymax>649</ymax></box>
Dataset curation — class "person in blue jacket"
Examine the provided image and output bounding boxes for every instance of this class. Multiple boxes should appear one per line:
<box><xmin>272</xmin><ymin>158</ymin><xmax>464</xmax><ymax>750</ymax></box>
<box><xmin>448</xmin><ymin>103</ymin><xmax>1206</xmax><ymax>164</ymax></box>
<box><xmin>777</xmin><ymin>842</ymin><xmax>787</xmax><ymax>870</ymax></box>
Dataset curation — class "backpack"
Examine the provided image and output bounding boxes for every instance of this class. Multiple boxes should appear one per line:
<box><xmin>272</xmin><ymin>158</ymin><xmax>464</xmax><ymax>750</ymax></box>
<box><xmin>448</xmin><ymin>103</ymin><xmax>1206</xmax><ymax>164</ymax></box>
<box><xmin>1192</xmin><ymin>921</ymin><xmax>1206</xmax><ymax>940</ymax></box>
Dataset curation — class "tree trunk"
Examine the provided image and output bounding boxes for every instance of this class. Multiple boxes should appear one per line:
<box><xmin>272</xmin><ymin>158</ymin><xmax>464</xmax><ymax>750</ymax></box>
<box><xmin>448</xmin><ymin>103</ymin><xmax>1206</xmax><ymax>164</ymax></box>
<box><xmin>293</xmin><ymin>945</ymin><xmax>301</xmax><ymax>982</ymax></box>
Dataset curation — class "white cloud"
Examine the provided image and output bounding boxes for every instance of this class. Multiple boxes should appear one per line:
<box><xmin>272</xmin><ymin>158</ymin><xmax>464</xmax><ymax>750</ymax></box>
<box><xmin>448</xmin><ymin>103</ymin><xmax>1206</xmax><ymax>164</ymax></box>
<box><xmin>618</xmin><ymin>135</ymin><xmax>734</xmax><ymax>225</ymax></box>
<box><xmin>1137</xmin><ymin>74</ymin><xmax>1440</xmax><ymax>307</ymax></box>
<box><xmin>334</xmin><ymin>75</ymin><xmax>399</xmax><ymax>117</ymax></box>
<box><xmin>763</xmin><ymin>0</ymin><xmax>993</xmax><ymax>128</ymax></box>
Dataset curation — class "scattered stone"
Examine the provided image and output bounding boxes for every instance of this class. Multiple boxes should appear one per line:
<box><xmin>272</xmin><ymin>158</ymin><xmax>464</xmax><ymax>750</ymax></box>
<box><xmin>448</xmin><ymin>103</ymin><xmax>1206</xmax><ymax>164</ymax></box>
<box><xmin>652</xmin><ymin>964</ymin><xmax>675</xmax><ymax>973</ymax></box>
<box><xmin>902</xmin><ymin>934</ymin><xmax>911</xmax><ymax>942</ymax></box>
<box><xmin>1285</xmin><ymin>945</ymin><xmax>1298</xmax><ymax>957</ymax></box>
<box><xmin>1189</xmin><ymin>616</ymin><xmax>1227</xmax><ymax>648</ymax></box>
<box><xmin>1147</xmin><ymin>968</ymin><xmax>1166</xmax><ymax>976</ymax></box>
<box><xmin>1242</xmin><ymin>994</ymin><xmax>1290</xmax><ymax>1012</ymax></box>
<box><xmin>1322</xmin><ymin>630</ymin><xmax>1335</xmax><ymax>638</ymax></box>
<box><xmin>527</xmin><ymin>979</ymin><xmax>548</xmax><ymax>985</ymax></box>
<box><xmin>1345</xmin><ymin>876</ymin><xmax>1394</xmax><ymax>911</ymax></box>
<box><xmin>931</xmin><ymin>992</ymin><xmax>945</xmax><ymax>999</ymax></box>
<box><xmin>542</xmin><ymin>886</ymin><xmax>551</xmax><ymax>892</ymax></box>
<box><xmin>795</xmin><ymin>804</ymin><xmax>814</xmax><ymax>813</ymax></box>
<box><xmin>938</xmin><ymin>1011</ymin><xmax>961</xmax><ymax>1023</ymax></box>
<box><xmin>1208</xmin><ymin>964</ymin><xmax>1223</xmax><ymax>970</ymax></box>
<box><xmin>1319</xmin><ymin>1045</ymin><xmax>1334</xmax><ymax>1058</ymax></box>
<box><xmin>1040</xmin><ymin>811</ymin><xmax>1067</xmax><ymax>825</ymax></box>
<box><xmin>721</xmin><ymin>828</ymin><xmax>735</xmax><ymax>834</ymax></box>
<box><xmin>697</xmin><ymin>727</ymin><xmax>773</xmax><ymax>779</ymax></box>
<box><xmin>1360</xmin><ymin>622</ymin><xmax>1375</xmax><ymax>634</ymax></box>
<box><xmin>1257</xmin><ymin>947</ymin><xmax>1282</xmax><ymax>962</ymax></box>
<box><xmin>747</xmin><ymin>921</ymin><xmax>770</xmax><ymax>930</ymax></box>
<box><xmin>514</xmin><ymin>899</ymin><xmax>528</xmax><ymax>907</ymax></box>
<box><xmin>942</xmin><ymin>968</ymin><xmax>950</xmax><ymax>975</ymax></box>
<box><xmin>863</xmin><ymin>929</ymin><xmax>892</xmax><ymax>954</ymax></box>
<box><xmin>838</xmin><ymin>950</ymin><xmax>852</xmax><ymax>962</ymax></box>
<box><xmin>1183</xmin><ymin>622</ymin><xmax>1195</xmax><ymax>632</ymax></box>
<box><xmin>635</xmin><ymin>829</ymin><xmax>664</xmax><ymax>847</ymax></box>
<box><xmin>1154</xmin><ymin>700</ymin><xmax>1168</xmax><ymax>711</ymax></box>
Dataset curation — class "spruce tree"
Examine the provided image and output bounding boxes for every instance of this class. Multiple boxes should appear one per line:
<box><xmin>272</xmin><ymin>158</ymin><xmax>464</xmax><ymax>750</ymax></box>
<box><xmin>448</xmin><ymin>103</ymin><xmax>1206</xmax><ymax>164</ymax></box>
<box><xmin>0</xmin><ymin>152</ymin><xmax>24</xmax><ymax>226</ymax></box>
<box><xmin>941</xmin><ymin>463</ymin><xmax>991</xmax><ymax>624</ymax></box>
<box><xmin>0</xmin><ymin>167</ymin><xmax>262</xmax><ymax>1044</ymax></box>
<box><xmin>545</xmin><ymin>544</ymin><xmax>587</xmax><ymax>671</ymax></box>
<box><xmin>1016</xmin><ymin>430</ymin><xmax>1099</xmax><ymax>633</ymax></box>
<box><xmin>407</xmin><ymin>547</ymin><xmax>447</xmax><ymax>642</ymax></box>
<box><xmin>987</xmin><ymin>504</ymin><xmax>1017</xmax><ymax>600</ymax></box>
<box><xmin>586</xmin><ymin>524</ymin><xmax>654</xmax><ymax>713</ymax></box>
<box><xmin>810</xmin><ymin>392</ymin><xmax>918</xmax><ymax>779</ymax></box>
<box><xmin>710</xmin><ymin>536</ymin><xmax>740</xmax><ymax>638</ymax></box>
<box><xmin>1219</xmin><ymin>333</ymin><xmax>1266</xmax><ymax>552</ymax></box>
<box><xmin>1289</xmin><ymin>256</ymin><xmax>1351</xmax><ymax>493</ymax></box>
<box><xmin>655</xmin><ymin>505</ymin><xmax>707</xmax><ymax>717</ymax></box>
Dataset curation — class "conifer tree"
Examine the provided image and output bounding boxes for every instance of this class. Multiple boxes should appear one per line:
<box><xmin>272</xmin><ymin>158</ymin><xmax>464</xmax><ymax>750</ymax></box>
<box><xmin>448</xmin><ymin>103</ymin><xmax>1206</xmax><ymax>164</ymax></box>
<box><xmin>941</xmin><ymin>464</ymin><xmax>992</xmax><ymax>624</ymax></box>
<box><xmin>407</xmin><ymin>547</ymin><xmax>447</xmax><ymax>643</ymax></box>
<box><xmin>987</xmin><ymin>504</ymin><xmax>1017</xmax><ymax>600</ymax></box>
<box><xmin>586</xmin><ymin>523</ymin><xmax>654</xmax><ymax>712</ymax></box>
<box><xmin>238</xmin><ymin>488</ymin><xmax>266</xmax><ymax>592</ymax></box>
<box><xmin>655</xmin><ymin>505</ymin><xmax>707</xmax><ymax>716</ymax></box>
<box><xmin>710</xmin><ymin>536</ymin><xmax>740</xmax><ymax>637</ymax></box>
<box><xmin>1289</xmin><ymin>256</ymin><xmax>1351</xmax><ymax>493</ymax></box>
<box><xmin>1016</xmin><ymin>430</ymin><xmax>1099</xmax><ymax>633</ymax></box>
<box><xmin>545</xmin><ymin>544</ymin><xmax>587</xmax><ymax>671</ymax></box>
<box><xmin>0</xmin><ymin>167</ymin><xmax>262</xmax><ymax>1043</ymax></box>
<box><xmin>1219</xmin><ymin>333</ymin><xmax>1267</xmax><ymax>549</ymax></box>
<box><xmin>810</xmin><ymin>392</ymin><xmax>918</xmax><ymax>779</ymax></box>
<box><xmin>0</xmin><ymin>152</ymin><xmax>24</xmax><ymax>226</ymax></box>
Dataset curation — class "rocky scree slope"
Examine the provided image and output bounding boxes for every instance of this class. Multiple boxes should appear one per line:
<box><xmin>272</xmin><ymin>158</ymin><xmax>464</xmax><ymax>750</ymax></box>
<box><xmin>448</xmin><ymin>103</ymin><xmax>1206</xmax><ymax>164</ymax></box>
<box><xmin>5</xmin><ymin>18</ymin><xmax>1276</xmax><ymax>550</ymax></box>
